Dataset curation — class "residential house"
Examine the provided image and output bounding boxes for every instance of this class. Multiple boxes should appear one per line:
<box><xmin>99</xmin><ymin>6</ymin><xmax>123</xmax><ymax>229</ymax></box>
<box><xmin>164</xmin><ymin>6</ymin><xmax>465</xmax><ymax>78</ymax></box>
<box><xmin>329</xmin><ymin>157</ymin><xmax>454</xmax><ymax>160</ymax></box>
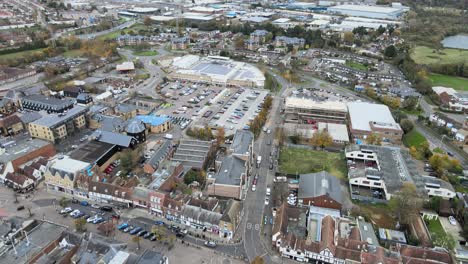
<box><xmin>171</xmin><ymin>36</ymin><xmax>190</xmax><ymax>50</ymax></box>
<box><xmin>0</xmin><ymin>114</ymin><xmax>24</xmax><ymax>136</ymax></box>
<box><xmin>4</xmin><ymin>172</ymin><xmax>35</xmax><ymax>192</ymax></box>
<box><xmin>143</xmin><ymin>140</ymin><xmax>174</xmax><ymax>174</ymax></box>
<box><xmin>219</xmin><ymin>199</ymin><xmax>243</xmax><ymax>240</ymax></box>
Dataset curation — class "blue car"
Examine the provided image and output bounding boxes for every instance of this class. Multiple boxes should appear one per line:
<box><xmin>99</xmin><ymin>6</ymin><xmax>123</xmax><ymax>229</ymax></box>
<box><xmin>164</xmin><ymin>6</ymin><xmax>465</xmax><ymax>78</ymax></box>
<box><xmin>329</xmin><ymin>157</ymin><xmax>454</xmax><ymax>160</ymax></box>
<box><xmin>80</xmin><ymin>201</ymin><xmax>89</xmax><ymax>206</ymax></box>
<box><xmin>93</xmin><ymin>217</ymin><xmax>105</xmax><ymax>224</ymax></box>
<box><xmin>130</xmin><ymin>227</ymin><xmax>142</xmax><ymax>235</ymax></box>
<box><xmin>154</xmin><ymin>220</ymin><xmax>164</xmax><ymax>226</ymax></box>
<box><xmin>73</xmin><ymin>212</ymin><xmax>85</xmax><ymax>219</ymax></box>
<box><xmin>118</xmin><ymin>223</ymin><xmax>129</xmax><ymax>230</ymax></box>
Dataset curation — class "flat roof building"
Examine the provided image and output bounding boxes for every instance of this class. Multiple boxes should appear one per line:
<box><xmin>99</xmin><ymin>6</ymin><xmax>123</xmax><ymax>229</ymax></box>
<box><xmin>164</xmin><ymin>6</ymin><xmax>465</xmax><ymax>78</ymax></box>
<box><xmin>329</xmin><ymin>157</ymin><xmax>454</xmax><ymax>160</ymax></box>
<box><xmin>284</xmin><ymin>97</ymin><xmax>348</xmax><ymax>124</ymax></box>
<box><xmin>348</xmin><ymin>102</ymin><xmax>403</xmax><ymax>144</ymax></box>
<box><xmin>327</xmin><ymin>4</ymin><xmax>408</xmax><ymax>20</ymax></box>
<box><xmin>169</xmin><ymin>55</ymin><xmax>265</xmax><ymax>88</ymax></box>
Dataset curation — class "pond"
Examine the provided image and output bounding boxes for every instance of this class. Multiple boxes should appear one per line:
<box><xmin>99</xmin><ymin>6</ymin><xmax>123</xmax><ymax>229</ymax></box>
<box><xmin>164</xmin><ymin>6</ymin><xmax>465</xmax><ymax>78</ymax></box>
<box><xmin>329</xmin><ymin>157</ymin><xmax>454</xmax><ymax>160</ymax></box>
<box><xmin>441</xmin><ymin>34</ymin><xmax>468</xmax><ymax>50</ymax></box>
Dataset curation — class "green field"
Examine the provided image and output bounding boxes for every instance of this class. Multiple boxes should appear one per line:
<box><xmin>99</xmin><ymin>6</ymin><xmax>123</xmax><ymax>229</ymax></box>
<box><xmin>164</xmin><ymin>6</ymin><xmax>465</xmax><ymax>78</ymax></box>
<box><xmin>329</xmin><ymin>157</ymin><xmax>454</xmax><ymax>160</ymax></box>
<box><xmin>62</xmin><ymin>49</ymin><xmax>86</xmax><ymax>58</ymax></box>
<box><xmin>411</xmin><ymin>46</ymin><xmax>468</xmax><ymax>65</ymax></box>
<box><xmin>403</xmin><ymin>129</ymin><xmax>427</xmax><ymax>147</ymax></box>
<box><xmin>0</xmin><ymin>48</ymin><xmax>45</xmax><ymax>61</ymax></box>
<box><xmin>97</xmin><ymin>24</ymin><xmax>150</xmax><ymax>41</ymax></box>
<box><xmin>428</xmin><ymin>73</ymin><xmax>468</xmax><ymax>91</ymax></box>
<box><xmin>279</xmin><ymin>147</ymin><xmax>347</xmax><ymax>179</ymax></box>
<box><xmin>345</xmin><ymin>60</ymin><xmax>368</xmax><ymax>71</ymax></box>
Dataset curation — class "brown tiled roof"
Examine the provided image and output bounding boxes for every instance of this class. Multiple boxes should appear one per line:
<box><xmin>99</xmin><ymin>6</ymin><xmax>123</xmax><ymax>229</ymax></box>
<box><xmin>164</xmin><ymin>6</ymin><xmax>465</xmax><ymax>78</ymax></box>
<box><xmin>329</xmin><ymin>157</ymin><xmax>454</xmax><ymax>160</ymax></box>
<box><xmin>334</xmin><ymin>247</ymin><xmax>361</xmax><ymax>262</ymax></box>
<box><xmin>5</xmin><ymin>172</ymin><xmax>30</xmax><ymax>185</ymax></box>
<box><xmin>187</xmin><ymin>197</ymin><xmax>218</xmax><ymax>211</ymax></box>
<box><xmin>320</xmin><ymin>215</ymin><xmax>336</xmax><ymax>253</ymax></box>
<box><xmin>0</xmin><ymin>114</ymin><xmax>22</xmax><ymax>128</ymax></box>
<box><xmin>89</xmin><ymin>181</ymin><xmax>133</xmax><ymax>200</ymax></box>
<box><xmin>349</xmin><ymin>227</ymin><xmax>361</xmax><ymax>241</ymax></box>
<box><xmin>400</xmin><ymin>245</ymin><xmax>452</xmax><ymax>264</ymax></box>
<box><xmin>22</xmin><ymin>166</ymin><xmax>36</xmax><ymax>177</ymax></box>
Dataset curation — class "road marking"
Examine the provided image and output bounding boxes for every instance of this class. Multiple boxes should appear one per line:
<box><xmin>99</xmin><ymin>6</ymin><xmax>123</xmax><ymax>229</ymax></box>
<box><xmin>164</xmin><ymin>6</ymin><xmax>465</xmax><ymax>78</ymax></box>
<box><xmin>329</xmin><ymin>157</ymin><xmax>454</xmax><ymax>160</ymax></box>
<box><xmin>247</xmin><ymin>223</ymin><xmax>252</xmax><ymax>229</ymax></box>
<box><xmin>255</xmin><ymin>224</ymin><xmax>259</xmax><ymax>230</ymax></box>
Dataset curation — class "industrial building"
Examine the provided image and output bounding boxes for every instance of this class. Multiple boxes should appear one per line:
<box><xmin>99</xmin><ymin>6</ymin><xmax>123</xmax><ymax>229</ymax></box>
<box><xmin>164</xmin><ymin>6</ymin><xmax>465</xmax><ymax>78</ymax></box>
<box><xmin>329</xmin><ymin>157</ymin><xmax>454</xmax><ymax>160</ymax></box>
<box><xmin>169</xmin><ymin>55</ymin><xmax>265</xmax><ymax>88</ymax></box>
<box><xmin>284</xmin><ymin>97</ymin><xmax>348</xmax><ymax>124</ymax></box>
<box><xmin>347</xmin><ymin>102</ymin><xmax>403</xmax><ymax>144</ymax></box>
<box><xmin>327</xmin><ymin>4</ymin><xmax>408</xmax><ymax>20</ymax></box>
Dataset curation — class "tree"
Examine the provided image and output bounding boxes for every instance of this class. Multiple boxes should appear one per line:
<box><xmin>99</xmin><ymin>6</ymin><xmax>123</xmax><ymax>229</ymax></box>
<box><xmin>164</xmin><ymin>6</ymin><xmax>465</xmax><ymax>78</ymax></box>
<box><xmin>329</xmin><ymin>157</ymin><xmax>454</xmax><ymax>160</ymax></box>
<box><xmin>388</xmin><ymin>183</ymin><xmax>422</xmax><ymax>225</ymax></box>
<box><xmin>132</xmin><ymin>236</ymin><xmax>141</xmax><ymax>250</ymax></box>
<box><xmin>234</xmin><ymin>37</ymin><xmax>245</xmax><ymax>49</ymax></box>
<box><xmin>216</xmin><ymin>127</ymin><xmax>225</xmax><ymax>148</ymax></box>
<box><xmin>310</xmin><ymin>130</ymin><xmax>333</xmax><ymax>149</ymax></box>
<box><xmin>152</xmin><ymin>225</ymin><xmax>167</xmax><ymax>240</ymax></box>
<box><xmin>75</xmin><ymin>218</ymin><xmax>87</xmax><ymax>232</ymax></box>
<box><xmin>366</xmin><ymin>133</ymin><xmax>382</xmax><ymax>145</ymax></box>
<box><xmin>400</xmin><ymin>119</ymin><xmax>414</xmax><ymax>133</ymax></box>
<box><xmin>384</xmin><ymin>45</ymin><xmax>397</xmax><ymax>58</ymax></box>
<box><xmin>382</xmin><ymin>95</ymin><xmax>401</xmax><ymax>109</ymax></box>
<box><xmin>429</xmin><ymin>154</ymin><xmax>462</xmax><ymax>177</ymax></box>
<box><xmin>59</xmin><ymin>197</ymin><xmax>69</xmax><ymax>208</ymax></box>
<box><xmin>119</xmin><ymin>150</ymin><xmax>136</xmax><ymax>177</ymax></box>
<box><xmin>343</xmin><ymin>32</ymin><xmax>354</xmax><ymax>43</ymax></box>
<box><xmin>143</xmin><ymin>16</ymin><xmax>152</xmax><ymax>26</ymax></box>
<box><xmin>251</xmin><ymin>256</ymin><xmax>265</xmax><ymax>264</ymax></box>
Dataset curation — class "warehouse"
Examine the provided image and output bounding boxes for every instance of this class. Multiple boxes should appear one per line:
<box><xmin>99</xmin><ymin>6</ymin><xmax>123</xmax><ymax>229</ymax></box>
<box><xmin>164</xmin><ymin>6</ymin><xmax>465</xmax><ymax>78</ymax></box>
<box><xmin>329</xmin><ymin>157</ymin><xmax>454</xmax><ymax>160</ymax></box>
<box><xmin>348</xmin><ymin>102</ymin><xmax>403</xmax><ymax>144</ymax></box>
<box><xmin>327</xmin><ymin>4</ymin><xmax>408</xmax><ymax>20</ymax></box>
<box><xmin>169</xmin><ymin>55</ymin><xmax>265</xmax><ymax>88</ymax></box>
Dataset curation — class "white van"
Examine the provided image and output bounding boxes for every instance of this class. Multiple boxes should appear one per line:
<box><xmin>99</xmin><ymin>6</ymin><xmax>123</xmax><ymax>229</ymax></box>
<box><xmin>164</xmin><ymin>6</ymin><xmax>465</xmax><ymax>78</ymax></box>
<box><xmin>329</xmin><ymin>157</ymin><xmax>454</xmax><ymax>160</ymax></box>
<box><xmin>164</xmin><ymin>134</ymin><xmax>173</xmax><ymax>139</ymax></box>
<box><xmin>266</xmin><ymin>187</ymin><xmax>271</xmax><ymax>196</ymax></box>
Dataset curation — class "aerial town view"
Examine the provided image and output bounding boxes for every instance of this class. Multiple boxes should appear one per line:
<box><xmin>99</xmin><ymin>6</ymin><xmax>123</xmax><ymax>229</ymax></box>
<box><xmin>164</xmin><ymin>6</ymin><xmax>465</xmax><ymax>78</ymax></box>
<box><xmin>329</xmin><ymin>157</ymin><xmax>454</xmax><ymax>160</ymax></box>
<box><xmin>0</xmin><ymin>0</ymin><xmax>468</xmax><ymax>263</ymax></box>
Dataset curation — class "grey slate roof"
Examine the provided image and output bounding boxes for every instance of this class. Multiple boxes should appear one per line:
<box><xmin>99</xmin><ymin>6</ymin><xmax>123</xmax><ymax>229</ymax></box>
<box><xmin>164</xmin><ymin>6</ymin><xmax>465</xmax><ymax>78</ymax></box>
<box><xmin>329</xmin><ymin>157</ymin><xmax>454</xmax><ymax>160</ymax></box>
<box><xmin>181</xmin><ymin>205</ymin><xmax>222</xmax><ymax>225</ymax></box>
<box><xmin>91</xmin><ymin>130</ymin><xmax>136</xmax><ymax>148</ymax></box>
<box><xmin>136</xmin><ymin>250</ymin><xmax>166</xmax><ymax>264</ymax></box>
<box><xmin>230</xmin><ymin>130</ymin><xmax>253</xmax><ymax>155</ymax></box>
<box><xmin>147</xmin><ymin>140</ymin><xmax>172</xmax><ymax>167</ymax></box>
<box><xmin>30</xmin><ymin>105</ymin><xmax>87</xmax><ymax>128</ymax></box>
<box><xmin>18</xmin><ymin>111</ymin><xmax>42</xmax><ymax>124</ymax></box>
<box><xmin>214</xmin><ymin>156</ymin><xmax>245</xmax><ymax>186</ymax></box>
<box><xmin>298</xmin><ymin>171</ymin><xmax>342</xmax><ymax>204</ymax></box>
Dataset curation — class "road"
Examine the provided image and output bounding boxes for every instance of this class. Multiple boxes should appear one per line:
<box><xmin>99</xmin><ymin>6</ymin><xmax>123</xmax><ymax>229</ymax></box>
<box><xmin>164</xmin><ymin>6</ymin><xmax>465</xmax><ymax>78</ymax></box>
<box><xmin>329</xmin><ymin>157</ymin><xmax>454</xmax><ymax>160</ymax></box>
<box><xmin>75</xmin><ymin>20</ymin><xmax>137</xmax><ymax>40</ymax></box>
<box><xmin>242</xmin><ymin>72</ymin><xmax>291</xmax><ymax>264</ymax></box>
<box><xmin>118</xmin><ymin>47</ymin><xmax>169</xmax><ymax>98</ymax></box>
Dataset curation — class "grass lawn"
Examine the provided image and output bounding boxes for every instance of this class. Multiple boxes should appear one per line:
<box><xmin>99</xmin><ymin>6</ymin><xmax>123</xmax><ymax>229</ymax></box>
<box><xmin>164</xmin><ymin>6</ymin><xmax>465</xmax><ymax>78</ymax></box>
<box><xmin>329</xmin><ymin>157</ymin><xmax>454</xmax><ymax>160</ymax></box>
<box><xmin>278</xmin><ymin>147</ymin><xmax>347</xmax><ymax>179</ymax></box>
<box><xmin>411</xmin><ymin>46</ymin><xmax>468</xmax><ymax>65</ymax></box>
<box><xmin>403</xmin><ymin>129</ymin><xmax>427</xmax><ymax>148</ymax></box>
<box><xmin>133</xmin><ymin>50</ymin><xmax>158</xmax><ymax>56</ymax></box>
<box><xmin>0</xmin><ymin>48</ymin><xmax>45</xmax><ymax>61</ymax></box>
<box><xmin>428</xmin><ymin>73</ymin><xmax>468</xmax><ymax>91</ymax></box>
<box><xmin>345</xmin><ymin>60</ymin><xmax>368</xmax><ymax>71</ymax></box>
<box><xmin>423</xmin><ymin>215</ymin><xmax>455</xmax><ymax>249</ymax></box>
<box><xmin>98</xmin><ymin>23</ymin><xmax>150</xmax><ymax>41</ymax></box>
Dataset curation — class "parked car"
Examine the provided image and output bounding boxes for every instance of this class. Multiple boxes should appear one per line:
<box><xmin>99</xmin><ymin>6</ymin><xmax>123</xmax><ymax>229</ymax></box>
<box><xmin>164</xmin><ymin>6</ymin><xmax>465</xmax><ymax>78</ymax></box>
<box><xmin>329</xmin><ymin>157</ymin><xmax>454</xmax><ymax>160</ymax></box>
<box><xmin>264</xmin><ymin>197</ymin><xmax>270</xmax><ymax>205</ymax></box>
<box><xmin>137</xmin><ymin>230</ymin><xmax>148</xmax><ymax>237</ymax></box>
<box><xmin>80</xmin><ymin>201</ymin><xmax>89</xmax><ymax>206</ymax></box>
<box><xmin>143</xmin><ymin>232</ymin><xmax>153</xmax><ymax>239</ymax></box>
<box><xmin>91</xmin><ymin>204</ymin><xmax>100</xmax><ymax>209</ymax></box>
<box><xmin>130</xmin><ymin>227</ymin><xmax>143</xmax><ymax>235</ymax></box>
<box><xmin>74</xmin><ymin>212</ymin><xmax>85</xmax><ymax>218</ymax></box>
<box><xmin>118</xmin><ymin>223</ymin><xmax>129</xmax><ymax>230</ymax></box>
<box><xmin>204</xmin><ymin>241</ymin><xmax>217</xmax><ymax>248</ymax></box>
<box><xmin>87</xmin><ymin>215</ymin><xmax>98</xmax><ymax>223</ymax></box>
<box><xmin>150</xmin><ymin>234</ymin><xmax>158</xmax><ymax>241</ymax></box>
<box><xmin>154</xmin><ymin>220</ymin><xmax>164</xmax><ymax>226</ymax></box>
<box><xmin>93</xmin><ymin>217</ymin><xmax>105</xmax><ymax>224</ymax></box>
<box><xmin>17</xmin><ymin>206</ymin><xmax>25</xmax><ymax>211</ymax></box>
<box><xmin>60</xmin><ymin>207</ymin><xmax>73</xmax><ymax>214</ymax></box>
<box><xmin>449</xmin><ymin>216</ymin><xmax>457</xmax><ymax>225</ymax></box>
<box><xmin>100</xmin><ymin>205</ymin><xmax>113</xmax><ymax>212</ymax></box>
<box><xmin>123</xmin><ymin>226</ymin><xmax>134</xmax><ymax>233</ymax></box>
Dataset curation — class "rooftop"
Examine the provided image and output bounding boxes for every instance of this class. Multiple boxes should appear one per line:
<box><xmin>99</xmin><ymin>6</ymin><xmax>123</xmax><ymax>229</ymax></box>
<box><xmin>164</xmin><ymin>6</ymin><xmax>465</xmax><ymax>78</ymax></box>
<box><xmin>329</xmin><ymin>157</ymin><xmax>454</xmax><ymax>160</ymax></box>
<box><xmin>135</xmin><ymin>115</ymin><xmax>171</xmax><ymax>127</ymax></box>
<box><xmin>0</xmin><ymin>138</ymin><xmax>51</xmax><ymax>164</ymax></box>
<box><xmin>91</xmin><ymin>130</ymin><xmax>136</xmax><ymax>148</ymax></box>
<box><xmin>285</xmin><ymin>97</ymin><xmax>348</xmax><ymax>112</ymax></box>
<box><xmin>49</xmin><ymin>155</ymin><xmax>90</xmax><ymax>174</ymax></box>
<box><xmin>30</xmin><ymin>105</ymin><xmax>88</xmax><ymax>128</ymax></box>
<box><xmin>230</xmin><ymin>130</ymin><xmax>253</xmax><ymax>155</ymax></box>
<box><xmin>70</xmin><ymin>140</ymin><xmax>115</xmax><ymax>164</ymax></box>
<box><xmin>213</xmin><ymin>156</ymin><xmax>245</xmax><ymax>186</ymax></box>
<box><xmin>347</xmin><ymin>102</ymin><xmax>400</xmax><ymax>132</ymax></box>
<box><xmin>329</xmin><ymin>4</ymin><xmax>404</xmax><ymax>14</ymax></box>
<box><xmin>298</xmin><ymin>171</ymin><xmax>343</xmax><ymax>204</ymax></box>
